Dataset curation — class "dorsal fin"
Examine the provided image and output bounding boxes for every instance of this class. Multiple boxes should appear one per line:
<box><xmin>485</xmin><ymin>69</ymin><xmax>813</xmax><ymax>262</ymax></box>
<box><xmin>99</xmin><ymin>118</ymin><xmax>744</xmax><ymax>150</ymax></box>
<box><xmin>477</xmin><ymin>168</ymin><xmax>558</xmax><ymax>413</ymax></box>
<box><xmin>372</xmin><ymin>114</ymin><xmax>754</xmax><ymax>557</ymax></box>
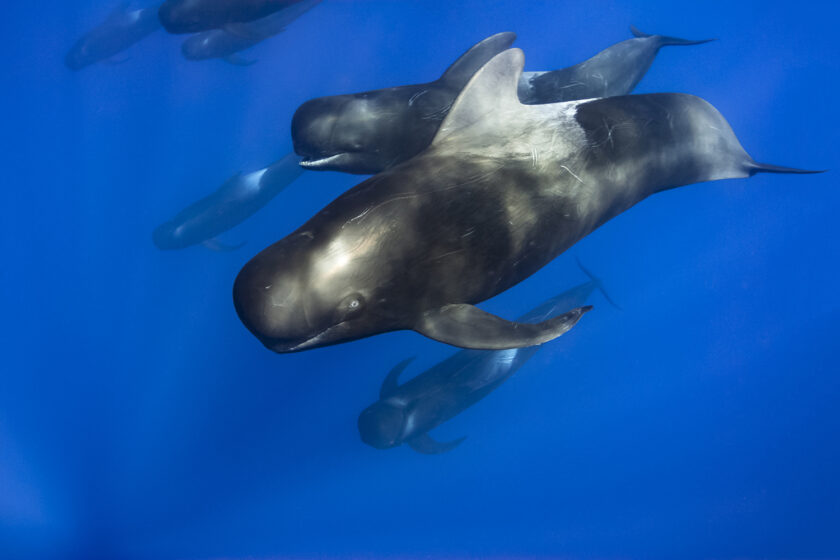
<box><xmin>432</xmin><ymin>48</ymin><xmax>525</xmax><ymax>146</ymax></box>
<box><xmin>438</xmin><ymin>32</ymin><xmax>517</xmax><ymax>90</ymax></box>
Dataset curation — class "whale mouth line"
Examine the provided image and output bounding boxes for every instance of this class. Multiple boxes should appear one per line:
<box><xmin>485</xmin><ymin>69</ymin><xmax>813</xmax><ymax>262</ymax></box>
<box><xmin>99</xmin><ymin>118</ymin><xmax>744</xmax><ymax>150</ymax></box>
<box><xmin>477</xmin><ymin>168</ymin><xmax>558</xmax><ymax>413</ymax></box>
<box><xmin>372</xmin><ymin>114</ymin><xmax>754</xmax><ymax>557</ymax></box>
<box><xmin>268</xmin><ymin>320</ymin><xmax>349</xmax><ymax>352</ymax></box>
<box><xmin>299</xmin><ymin>153</ymin><xmax>352</xmax><ymax>169</ymax></box>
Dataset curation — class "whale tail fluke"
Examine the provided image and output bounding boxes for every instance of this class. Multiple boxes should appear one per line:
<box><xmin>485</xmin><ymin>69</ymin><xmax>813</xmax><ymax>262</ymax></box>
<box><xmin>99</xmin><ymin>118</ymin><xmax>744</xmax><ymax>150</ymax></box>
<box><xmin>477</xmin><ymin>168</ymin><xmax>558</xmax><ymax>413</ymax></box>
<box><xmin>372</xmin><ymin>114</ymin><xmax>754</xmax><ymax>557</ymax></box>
<box><xmin>576</xmin><ymin>257</ymin><xmax>622</xmax><ymax>311</ymax></box>
<box><xmin>747</xmin><ymin>161</ymin><xmax>827</xmax><ymax>176</ymax></box>
<box><xmin>630</xmin><ymin>25</ymin><xmax>716</xmax><ymax>46</ymax></box>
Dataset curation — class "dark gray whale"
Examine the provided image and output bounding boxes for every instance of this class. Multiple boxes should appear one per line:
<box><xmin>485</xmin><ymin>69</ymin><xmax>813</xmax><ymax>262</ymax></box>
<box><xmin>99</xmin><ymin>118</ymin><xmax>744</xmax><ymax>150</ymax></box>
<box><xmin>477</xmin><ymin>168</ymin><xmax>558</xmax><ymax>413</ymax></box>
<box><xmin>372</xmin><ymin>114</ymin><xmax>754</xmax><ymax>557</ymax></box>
<box><xmin>292</xmin><ymin>28</ymin><xmax>712</xmax><ymax>174</ymax></box>
<box><xmin>180</xmin><ymin>0</ymin><xmax>320</xmax><ymax>65</ymax></box>
<box><xmin>153</xmin><ymin>153</ymin><xmax>303</xmax><ymax>251</ymax></box>
<box><xmin>65</xmin><ymin>3</ymin><xmax>162</xmax><ymax>70</ymax></box>
<box><xmin>158</xmin><ymin>0</ymin><xmax>307</xmax><ymax>34</ymax></box>
<box><xmin>234</xmin><ymin>49</ymin><xmax>819</xmax><ymax>353</ymax></box>
<box><xmin>359</xmin><ymin>264</ymin><xmax>614</xmax><ymax>454</ymax></box>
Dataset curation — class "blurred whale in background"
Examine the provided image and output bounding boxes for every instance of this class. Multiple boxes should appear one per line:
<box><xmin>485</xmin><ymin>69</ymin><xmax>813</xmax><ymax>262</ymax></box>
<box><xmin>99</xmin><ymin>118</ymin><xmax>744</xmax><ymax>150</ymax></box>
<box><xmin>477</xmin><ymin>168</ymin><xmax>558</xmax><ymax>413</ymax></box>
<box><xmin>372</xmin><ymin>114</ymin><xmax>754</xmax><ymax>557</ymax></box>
<box><xmin>180</xmin><ymin>0</ymin><xmax>321</xmax><ymax>65</ymax></box>
<box><xmin>358</xmin><ymin>263</ymin><xmax>615</xmax><ymax>454</ymax></box>
<box><xmin>153</xmin><ymin>153</ymin><xmax>303</xmax><ymax>251</ymax></box>
<box><xmin>65</xmin><ymin>2</ymin><xmax>162</xmax><ymax>70</ymax></box>
<box><xmin>158</xmin><ymin>0</ymin><xmax>308</xmax><ymax>34</ymax></box>
<box><xmin>234</xmin><ymin>49</ymin><xmax>819</xmax><ymax>354</ymax></box>
<box><xmin>292</xmin><ymin>27</ymin><xmax>713</xmax><ymax>174</ymax></box>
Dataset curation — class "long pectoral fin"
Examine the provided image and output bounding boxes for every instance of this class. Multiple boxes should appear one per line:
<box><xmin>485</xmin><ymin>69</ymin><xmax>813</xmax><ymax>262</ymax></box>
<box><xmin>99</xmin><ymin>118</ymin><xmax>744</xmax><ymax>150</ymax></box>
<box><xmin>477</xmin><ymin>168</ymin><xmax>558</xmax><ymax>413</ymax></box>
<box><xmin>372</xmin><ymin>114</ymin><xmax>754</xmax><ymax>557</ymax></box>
<box><xmin>415</xmin><ymin>303</ymin><xmax>591</xmax><ymax>350</ymax></box>
<box><xmin>380</xmin><ymin>357</ymin><xmax>414</xmax><ymax>399</ymax></box>
<box><xmin>407</xmin><ymin>433</ymin><xmax>466</xmax><ymax>455</ymax></box>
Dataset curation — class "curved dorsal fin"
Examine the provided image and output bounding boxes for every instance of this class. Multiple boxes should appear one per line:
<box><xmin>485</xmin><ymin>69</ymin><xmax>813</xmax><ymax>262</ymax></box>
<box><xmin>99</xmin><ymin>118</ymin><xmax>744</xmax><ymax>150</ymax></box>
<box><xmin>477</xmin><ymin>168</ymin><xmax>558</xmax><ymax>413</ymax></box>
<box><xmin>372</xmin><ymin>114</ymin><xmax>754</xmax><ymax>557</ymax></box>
<box><xmin>438</xmin><ymin>32</ymin><xmax>517</xmax><ymax>90</ymax></box>
<box><xmin>432</xmin><ymin>48</ymin><xmax>526</xmax><ymax>146</ymax></box>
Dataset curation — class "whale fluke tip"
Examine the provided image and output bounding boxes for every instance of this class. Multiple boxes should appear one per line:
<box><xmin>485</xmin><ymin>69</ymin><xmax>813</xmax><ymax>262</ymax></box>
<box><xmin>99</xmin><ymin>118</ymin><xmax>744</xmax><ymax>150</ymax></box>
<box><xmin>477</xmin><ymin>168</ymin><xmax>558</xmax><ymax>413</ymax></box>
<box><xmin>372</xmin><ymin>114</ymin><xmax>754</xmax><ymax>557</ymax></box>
<box><xmin>630</xmin><ymin>25</ymin><xmax>716</xmax><ymax>46</ymax></box>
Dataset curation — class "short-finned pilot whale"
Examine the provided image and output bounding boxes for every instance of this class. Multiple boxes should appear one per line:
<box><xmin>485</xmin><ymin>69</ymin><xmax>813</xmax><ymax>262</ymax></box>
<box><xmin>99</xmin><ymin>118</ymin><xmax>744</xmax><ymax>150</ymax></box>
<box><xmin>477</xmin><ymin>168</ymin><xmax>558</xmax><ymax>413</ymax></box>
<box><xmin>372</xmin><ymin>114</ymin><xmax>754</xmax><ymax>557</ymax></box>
<box><xmin>65</xmin><ymin>3</ymin><xmax>162</xmax><ymax>70</ymax></box>
<box><xmin>180</xmin><ymin>0</ymin><xmax>320</xmax><ymax>65</ymax></box>
<box><xmin>158</xmin><ymin>0</ymin><xmax>307</xmax><ymax>34</ymax></box>
<box><xmin>292</xmin><ymin>28</ymin><xmax>713</xmax><ymax>174</ymax></box>
<box><xmin>153</xmin><ymin>153</ymin><xmax>303</xmax><ymax>251</ymax></box>
<box><xmin>233</xmin><ymin>49</ymin><xmax>820</xmax><ymax>354</ymax></box>
<box><xmin>358</xmin><ymin>262</ymin><xmax>615</xmax><ymax>454</ymax></box>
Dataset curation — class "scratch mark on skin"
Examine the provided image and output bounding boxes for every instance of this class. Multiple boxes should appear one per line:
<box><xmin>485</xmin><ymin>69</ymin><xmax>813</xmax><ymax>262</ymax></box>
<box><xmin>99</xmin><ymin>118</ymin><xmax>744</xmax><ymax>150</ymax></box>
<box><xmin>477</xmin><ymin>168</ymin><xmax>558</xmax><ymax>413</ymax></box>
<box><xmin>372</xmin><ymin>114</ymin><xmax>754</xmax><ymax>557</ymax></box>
<box><xmin>560</xmin><ymin>165</ymin><xmax>584</xmax><ymax>184</ymax></box>
<box><xmin>408</xmin><ymin>89</ymin><xmax>428</xmax><ymax>106</ymax></box>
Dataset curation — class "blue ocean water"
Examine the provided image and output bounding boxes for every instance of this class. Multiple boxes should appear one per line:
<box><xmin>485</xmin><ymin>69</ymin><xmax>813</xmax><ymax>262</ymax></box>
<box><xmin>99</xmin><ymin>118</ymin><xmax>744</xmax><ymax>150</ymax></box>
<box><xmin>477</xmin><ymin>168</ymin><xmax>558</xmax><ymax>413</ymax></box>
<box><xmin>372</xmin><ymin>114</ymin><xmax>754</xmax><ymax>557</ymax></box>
<box><xmin>2</xmin><ymin>1</ymin><xmax>838</xmax><ymax>558</ymax></box>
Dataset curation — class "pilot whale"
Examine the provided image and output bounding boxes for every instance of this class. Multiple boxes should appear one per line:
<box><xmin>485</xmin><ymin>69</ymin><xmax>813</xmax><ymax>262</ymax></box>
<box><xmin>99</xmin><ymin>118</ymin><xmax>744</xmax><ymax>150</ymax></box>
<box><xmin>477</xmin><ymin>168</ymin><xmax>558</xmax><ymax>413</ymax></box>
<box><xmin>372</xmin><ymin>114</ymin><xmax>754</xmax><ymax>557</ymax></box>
<box><xmin>154</xmin><ymin>153</ymin><xmax>303</xmax><ymax>251</ymax></box>
<box><xmin>181</xmin><ymin>0</ymin><xmax>320</xmax><ymax>65</ymax></box>
<box><xmin>234</xmin><ymin>49</ymin><xmax>819</xmax><ymax>353</ymax></box>
<box><xmin>292</xmin><ymin>28</ymin><xmax>712</xmax><ymax>174</ymax></box>
<box><xmin>158</xmin><ymin>0</ymin><xmax>306</xmax><ymax>34</ymax></box>
<box><xmin>359</xmin><ymin>262</ymin><xmax>614</xmax><ymax>454</ymax></box>
<box><xmin>65</xmin><ymin>3</ymin><xmax>162</xmax><ymax>70</ymax></box>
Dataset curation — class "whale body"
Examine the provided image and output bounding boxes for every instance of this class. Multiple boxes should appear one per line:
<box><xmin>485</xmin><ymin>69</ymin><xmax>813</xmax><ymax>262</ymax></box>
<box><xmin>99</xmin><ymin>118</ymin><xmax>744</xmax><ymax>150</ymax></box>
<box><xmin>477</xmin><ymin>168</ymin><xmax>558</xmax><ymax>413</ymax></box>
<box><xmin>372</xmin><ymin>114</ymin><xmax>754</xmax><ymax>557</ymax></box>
<box><xmin>292</xmin><ymin>28</ymin><xmax>712</xmax><ymax>174</ymax></box>
<box><xmin>359</xmin><ymin>265</ymin><xmax>612</xmax><ymax>454</ymax></box>
<box><xmin>181</xmin><ymin>0</ymin><xmax>320</xmax><ymax>64</ymax></box>
<box><xmin>234</xmin><ymin>49</ymin><xmax>818</xmax><ymax>353</ymax></box>
<box><xmin>154</xmin><ymin>153</ymin><xmax>303</xmax><ymax>251</ymax></box>
<box><xmin>65</xmin><ymin>4</ymin><xmax>161</xmax><ymax>70</ymax></box>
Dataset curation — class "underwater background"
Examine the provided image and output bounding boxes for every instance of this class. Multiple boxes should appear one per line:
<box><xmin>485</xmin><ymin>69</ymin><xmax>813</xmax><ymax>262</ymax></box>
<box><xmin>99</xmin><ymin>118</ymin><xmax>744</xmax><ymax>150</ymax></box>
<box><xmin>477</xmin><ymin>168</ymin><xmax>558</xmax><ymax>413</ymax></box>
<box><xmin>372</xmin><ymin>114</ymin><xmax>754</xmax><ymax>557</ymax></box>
<box><xmin>2</xmin><ymin>0</ymin><xmax>839</xmax><ymax>558</ymax></box>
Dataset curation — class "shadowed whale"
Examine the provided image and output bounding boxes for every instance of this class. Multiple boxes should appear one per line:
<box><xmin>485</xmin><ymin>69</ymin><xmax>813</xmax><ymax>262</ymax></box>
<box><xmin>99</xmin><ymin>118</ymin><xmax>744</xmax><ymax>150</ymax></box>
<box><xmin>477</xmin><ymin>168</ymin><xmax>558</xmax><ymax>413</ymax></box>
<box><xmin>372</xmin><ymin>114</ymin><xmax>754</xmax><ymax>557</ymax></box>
<box><xmin>181</xmin><ymin>0</ymin><xmax>320</xmax><ymax>65</ymax></box>
<box><xmin>153</xmin><ymin>153</ymin><xmax>303</xmax><ymax>251</ymax></box>
<box><xmin>359</xmin><ymin>263</ymin><xmax>615</xmax><ymax>454</ymax></box>
<box><xmin>158</xmin><ymin>0</ymin><xmax>306</xmax><ymax>34</ymax></box>
<box><xmin>234</xmin><ymin>49</ymin><xmax>820</xmax><ymax>353</ymax></box>
<box><xmin>65</xmin><ymin>3</ymin><xmax>162</xmax><ymax>70</ymax></box>
<box><xmin>292</xmin><ymin>28</ymin><xmax>713</xmax><ymax>174</ymax></box>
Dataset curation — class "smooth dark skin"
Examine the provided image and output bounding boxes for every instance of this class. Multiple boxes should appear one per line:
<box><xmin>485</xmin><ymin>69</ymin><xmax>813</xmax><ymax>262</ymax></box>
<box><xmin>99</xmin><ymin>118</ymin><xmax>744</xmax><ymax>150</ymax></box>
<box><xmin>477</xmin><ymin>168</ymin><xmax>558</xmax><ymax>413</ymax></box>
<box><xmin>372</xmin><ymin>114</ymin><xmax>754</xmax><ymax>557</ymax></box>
<box><xmin>234</xmin><ymin>49</ymin><xmax>819</xmax><ymax>354</ymax></box>
<box><xmin>159</xmin><ymin>0</ymin><xmax>304</xmax><ymax>34</ymax></box>
<box><xmin>292</xmin><ymin>28</ymin><xmax>712</xmax><ymax>174</ymax></box>
<box><xmin>65</xmin><ymin>4</ymin><xmax>161</xmax><ymax>70</ymax></box>
<box><xmin>153</xmin><ymin>153</ymin><xmax>303</xmax><ymax>250</ymax></box>
<box><xmin>359</xmin><ymin>266</ymin><xmax>614</xmax><ymax>454</ymax></box>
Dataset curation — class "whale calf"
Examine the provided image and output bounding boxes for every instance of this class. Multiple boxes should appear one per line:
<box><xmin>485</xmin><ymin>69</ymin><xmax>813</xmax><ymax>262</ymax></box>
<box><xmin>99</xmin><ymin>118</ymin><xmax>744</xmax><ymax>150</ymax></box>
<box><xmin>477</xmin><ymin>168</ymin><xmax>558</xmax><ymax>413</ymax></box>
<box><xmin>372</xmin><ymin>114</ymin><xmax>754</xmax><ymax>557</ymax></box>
<box><xmin>181</xmin><ymin>0</ymin><xmax>320</xmax><ymax>65</ymax></box>
<box><xmin>154</xmin><ymin>153</ymin><xmax>303</xmax><ymax>251</ymax></box>
<box><xmin>234</xmin><ymin>49</ymin><xmax>819</xmax><ymax>353</ymax></box>
<box><xmin>158</xmin><ymin>0</ymin><xmax>306</xmax><ymax>34</ymax></box>
<box><xmin>65</xmin><ymin>3</ymin><xmax>162</xmax><ymax>70</ymax></box>
<box><xmin>359</xmin><ymin>263</ymin><xmax>614</xmax><ymax>454</ymax></box>
<box><xmin>292</xmin><ymin>28</ymin><xmax>712</xmax><ymax>174</ymax></box>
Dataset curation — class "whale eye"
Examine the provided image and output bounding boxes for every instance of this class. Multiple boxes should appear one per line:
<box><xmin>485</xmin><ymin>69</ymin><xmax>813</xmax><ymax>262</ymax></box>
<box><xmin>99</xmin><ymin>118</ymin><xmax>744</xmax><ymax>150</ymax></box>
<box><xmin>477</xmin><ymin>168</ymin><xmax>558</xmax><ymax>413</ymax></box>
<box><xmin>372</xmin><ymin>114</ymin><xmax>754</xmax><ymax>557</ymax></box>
<box><xmin>339</xmin><ymin>293</ymin><xmax>366</xmax><ymax>319</ymax></box>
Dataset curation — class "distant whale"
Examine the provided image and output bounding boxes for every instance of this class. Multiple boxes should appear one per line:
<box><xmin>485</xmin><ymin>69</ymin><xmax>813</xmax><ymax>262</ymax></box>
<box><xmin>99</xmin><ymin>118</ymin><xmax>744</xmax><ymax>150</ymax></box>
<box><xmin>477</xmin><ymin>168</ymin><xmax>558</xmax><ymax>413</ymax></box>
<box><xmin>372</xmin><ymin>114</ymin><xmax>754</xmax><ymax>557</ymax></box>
<box><xmin>292</xmin><ymin>28</ymin><xmax>713</xmax><ymax>174</ymax></box>
<box><xmin>181</xmin><ymin>0</ymin><xmax>320</xmax><ymax>65</ymax></box>
<box><xmin>154</xmin><ymin>153</ymin><xmax>303</xmax><ymax>251</ymax></box>
<box><xmin>233</xmin><ymin>49</ymin><xmax>819</xmax><ymax>353</ymax></box>
<box><xmin>359</xmin><ymin>263</ymin><xmax>615</xmax><ymax>454</ymax></box>
<box><xmin>65</xmin><ymin>3</ymin><xmax>161</xmax><ymax>70</ymax></box>
<box><xmin>158</xmin><ymin>0</ymin><xmax>307</xmax><ymax>34</ymax></box>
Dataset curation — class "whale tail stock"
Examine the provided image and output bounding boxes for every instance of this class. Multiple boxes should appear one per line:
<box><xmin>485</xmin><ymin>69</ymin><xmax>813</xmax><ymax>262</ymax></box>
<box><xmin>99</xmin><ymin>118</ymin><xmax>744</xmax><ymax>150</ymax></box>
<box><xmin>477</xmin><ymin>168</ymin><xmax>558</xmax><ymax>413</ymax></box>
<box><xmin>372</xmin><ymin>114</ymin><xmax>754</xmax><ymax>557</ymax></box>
<box><xmin>630</xmin><ymin>25</ymin><xmax>716</xmax><ymax>47</ymax></box>
<box><xmin>746</xmin><ymin>161</ymin><xmax>827</xmax><ymax>176</ymax></box>
<box><xmin>575</xmin><ymin>257</ymin><xmax>622</xmax><ymax>311</ymax></box>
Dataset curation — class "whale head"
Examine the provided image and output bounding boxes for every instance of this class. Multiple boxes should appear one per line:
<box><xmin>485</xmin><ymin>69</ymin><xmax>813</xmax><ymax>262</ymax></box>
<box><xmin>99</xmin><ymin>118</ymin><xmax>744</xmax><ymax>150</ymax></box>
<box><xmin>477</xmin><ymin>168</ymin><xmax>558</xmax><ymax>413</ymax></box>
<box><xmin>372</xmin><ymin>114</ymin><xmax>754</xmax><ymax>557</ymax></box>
<box><xmin>357</xmin><ymin>401</ymin><xmax>407</xmax><ymax>449</ymax></box>
<box><xmin>233</xmin><ymin>223</ymin><xmax>406</xmax><ymax>352</ymax></box>
<box><xmin>180</xmin><ymin>33</ymin><xmax>214</xmax><ymax>60</ymax></box>
<box><xmin>65</xmin><ymin>41</ymin><xmax>92</xmax><ymax>70</ymax></box>
<box><xmin>291</xmin><ymin>92</ymin><xmax>431</xmax><ymax>175</ymax></box>
<box><xmin>152</xmin><ymin>221</ymin><xmax>190</xmax><ymax>250</ymax></box>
